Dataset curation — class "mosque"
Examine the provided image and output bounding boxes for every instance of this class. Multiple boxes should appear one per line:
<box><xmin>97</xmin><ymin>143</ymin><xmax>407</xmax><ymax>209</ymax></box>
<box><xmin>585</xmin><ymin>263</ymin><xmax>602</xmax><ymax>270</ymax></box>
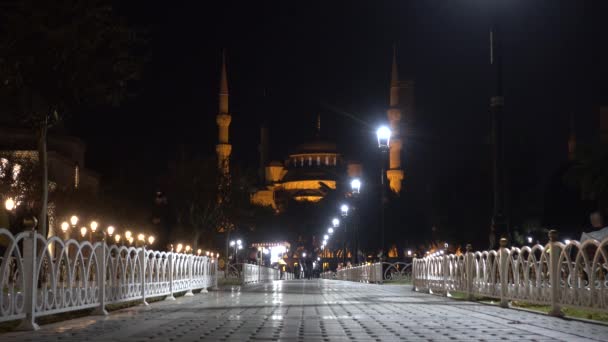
<box><xmin>212</xmin><ymin>47</ymin><xmax>412</xmax><ymax>214</ymax></box>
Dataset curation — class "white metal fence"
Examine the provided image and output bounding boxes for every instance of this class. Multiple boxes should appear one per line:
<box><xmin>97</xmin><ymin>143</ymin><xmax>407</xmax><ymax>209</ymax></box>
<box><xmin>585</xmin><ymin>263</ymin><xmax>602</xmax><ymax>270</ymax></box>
<box><xmin>321</xmin><ymin>263</ymin><xmax>384</xmax><ymax>283</ymax></box>
<box><xmin>413</xmin><ymin>233</ymin><xmax>608</xmax><ymax>315</ymax></box>
<box><xmin>242</xmin><ymin>263</ymin><xmax>280</xmax><ymax>284</ymax></box>
<box><xmin>0</xmin><ymin>228</ymin><xmax>218</xmax><ymax>330</ymax></box>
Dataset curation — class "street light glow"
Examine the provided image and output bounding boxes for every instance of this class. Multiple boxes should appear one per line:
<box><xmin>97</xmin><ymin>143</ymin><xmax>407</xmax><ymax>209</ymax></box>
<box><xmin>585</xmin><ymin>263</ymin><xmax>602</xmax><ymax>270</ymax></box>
<box><xmin>302</xmin><ymin>252</ymin><xmax>306</xmax><ymax>257</ymax></box>
<box><xmin>332</xmin><ymin>218</ymin><xmax>339</xmax><ymax>227</ymax></box>
<box><xmin>114</xmin><ymin>234</ymin><xmax>121</xmax><ymax>243</ymax></box>
<box><xmin>324</xmin><ymin>234</ymin><xmax>329</xmax><ymax>240</ymax></box>
<box><xmin>107</xmin><ymin>226</ymin><xmax>115</xmax><ymax>236</ymax></box>
<box><xmin>147</xmin><ymin>235</ymin><xmax>155</xmax><ymax>245</ymax></box>
<box><xmin>237</xmin><ymin>239</ymin><xmax>242</xmax><ymax>245</ymax></box>
<box><xmin>176</xmin><ymin>243</ymin><xmax>183</xmax><ymax>253</ymax></box>
<box><xmin>4</xmin><ymin>198</ymin><xmax>15</xmax><ymax>211</ymax></box>
<box><xmin>80</xmin><ymin>227</ymin><xmax>87</xmax><ymax>237</ymax></box>
<box><xmin>90</xmin><ymin>221</ymin><xmax>98</xmax><ymax>232</ymax></box>
<box><xmin>527</xmin><ymin>236</ymin><xmax>533</xmax><ymax>244</ymax></box>
<box><xmin>61</xmin><ymin>221</ymin><xmax>69</xmax><ymax>232</ymax></box>
<box><xmin>125</xmin><ymin>230</ymin><xmax>132</xmax><ymax>239</ymax></box>
<box><xmin>376</xmin><ymin>125</ymin><xmax>391</xmax><ymax>149</ymax></box>
<box><xmin>70</xmin><ymin>215</ymin><xmax>79</xmax><ymax>226</ymax></box>
<box><xmin>137</xmin><ymin>233</ymin><xmax>145</xmax><ymax>242</ymax></box>
<box><xmin>185</xmin><ymin>245</ymin><xmax>191</xmax><ymax>252</ymax></box>
<box><xmin>230</xmin><ymin>240</ymin><xmax>235</xmax><ymax>246</ymax></box>
<box><xmin>351</xmin><ymin>178</ymin><xmax>361</xmax><ymax>194</ymax></box>
<box><xmin>340</xmin><ymin>204</ymin><xmax>349</xmax><ymax>217</ymax></box>
<box><xmin>328</xmin><ymin>227</ymin><xmax>334</xmax><ymax>234</ymax></box>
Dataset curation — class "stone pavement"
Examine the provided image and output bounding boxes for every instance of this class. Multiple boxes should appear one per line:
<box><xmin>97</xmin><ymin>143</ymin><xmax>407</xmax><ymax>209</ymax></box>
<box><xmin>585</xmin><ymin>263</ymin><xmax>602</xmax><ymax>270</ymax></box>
<box><xmin>2</xmin><ymin>279</ymin><xmax>607</xmax><ymax>341</ymax></box>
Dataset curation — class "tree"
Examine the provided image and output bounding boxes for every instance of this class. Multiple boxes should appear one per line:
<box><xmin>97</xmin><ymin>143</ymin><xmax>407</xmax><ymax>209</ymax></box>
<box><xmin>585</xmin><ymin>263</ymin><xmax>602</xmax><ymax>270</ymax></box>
<box><xmin>0</xmin><ymin>0</ymin><xmax>143</xmax><ymax>237</ymax></box>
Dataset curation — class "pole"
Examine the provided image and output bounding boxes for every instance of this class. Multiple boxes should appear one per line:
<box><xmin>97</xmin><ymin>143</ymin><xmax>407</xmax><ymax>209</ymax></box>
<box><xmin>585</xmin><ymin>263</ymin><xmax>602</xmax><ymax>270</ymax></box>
<box><xmin>342</xmin><ymin>221</ymin><xmax>347</xmax><ymax>266</ymax></box>
<box><xmin>380</xmin><ymin>164</ymin><xmax>386</xmax><ymax>260</ymax></box>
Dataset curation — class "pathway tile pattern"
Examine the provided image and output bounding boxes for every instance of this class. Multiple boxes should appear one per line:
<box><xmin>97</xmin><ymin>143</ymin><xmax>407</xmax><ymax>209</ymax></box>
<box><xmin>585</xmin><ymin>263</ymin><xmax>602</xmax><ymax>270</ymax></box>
<box><xmin>2</xmin><ymin>280</ymin><xmax>607</xmax><ymax>341</ymax></box>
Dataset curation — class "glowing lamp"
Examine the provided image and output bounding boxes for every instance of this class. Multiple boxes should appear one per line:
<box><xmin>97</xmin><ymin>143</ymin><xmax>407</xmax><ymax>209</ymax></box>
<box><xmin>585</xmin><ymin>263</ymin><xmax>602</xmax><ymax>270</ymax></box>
<box><xmin>376</xmin><ymin>126</ymin><xmax>391</xmax><ymax>150</ymax></box>
<box><xmin>147</xmin><ymin>235</ymin><xmax>155</xmax><ymax>245</ymax></box>
<box><xmin>107</xmin><ymin>226</ymin><xmax>115</xmax><ymax>236</ymax></box>
<box><xmin>115</xmin><ymin>234</ymin><xmax>121</xmax><ymax>243</ymax></box>
<box><xmin>125</xmin><ymin>230</ymin><xmax>132</xmax><ymax>239</ymax></box>
<box><xmin>332</xmin><ymin>218</ymin><xmax>340</xmax><ymax>227</ymax></box>
<box><xmin>80</xmin><ymin>227</ymin><xmax>87</xmax><ymax>237</ymax></box>
<box><xmin>350</xmin><ymin>178</ymin><xmax>361</xmax><ymax>194</ymax></box>
<box><xmin>176</xmin><ymin>243</ymin><xmax>183</xmax><ymax>253</ymax></box>
<box><xmin>340</xmin><ymin>204</ymin><xmax>349</xmax><ymax>217</ymax></box>
<box><xmin>4</xmin><ymin>198</ymin><xmax>15</xmax><ymax>211</ymax></box>
<box><xmin>70</xmin><ymin>215</ymin><xmax>79</xmax><ymax>226</ymax></box>
<box><xmin>61</xmin><ymin>221</ymin><xmax>70</xmax><ymax>232</ymax></box>
<box><xmin>90</xmin><ymin>221</ymin><xmax>98</xmax><ymax>232</ymax></box>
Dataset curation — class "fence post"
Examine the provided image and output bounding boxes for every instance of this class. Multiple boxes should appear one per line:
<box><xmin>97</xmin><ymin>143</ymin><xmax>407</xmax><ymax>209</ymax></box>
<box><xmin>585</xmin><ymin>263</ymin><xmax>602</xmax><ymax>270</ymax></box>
<box><xmin>498</xmin><ymin>238</ymin><xmax>509</xmax><ymax>308</ymax></box>
<box><xmin>212</xmin><ymin>256</ymin><xmax>219</xmax><ymax>290</ymax></box>
<box><xmin>92</xmin><ymin>238</ymin><xmax>108</xmax><ymax>315</ymax></box>
<box><xmin>16</xmin><ymin>230</ymin><xmax>40</xmax><ymax>331</ymax></box>
<box><xmin>140</xmin><ymin>245</ymin><xmax>149</xmax><ymax>305</ymax></box>
<box><xmin>166</xmin><ymin>247</ymin><xmax>176</xmax><ymax>300</ymax></box>
<box><xmin>465</xmin><ymin>244</ymin><xmax>474</xmax><ymax>300</ymax></box>
<box><xmin>548</xmin><ymin>230</ymin><xmax>564</xmax><ymax>317</ymax></box>
<box><xmin>442</xmin><ymin>255</ymin><xmax>450</xmax><ymax>296</ymax></box>
<box><xmin>185</xmin><ymin>254</ymin><xmax>194</xmax><ymax>296</ymax></box>
<box><xmin>201</xmin><ymin>257</ymin><xmax>208</xmax><ymax>293</ymax></box>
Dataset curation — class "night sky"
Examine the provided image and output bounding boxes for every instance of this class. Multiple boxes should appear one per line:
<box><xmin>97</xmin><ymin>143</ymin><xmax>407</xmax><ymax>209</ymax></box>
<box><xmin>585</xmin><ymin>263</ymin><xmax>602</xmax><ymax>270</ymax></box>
<box><xmin>66</xmin><ymin>1</ymin><xmax>607</xmax><ymax>246</ymax></box>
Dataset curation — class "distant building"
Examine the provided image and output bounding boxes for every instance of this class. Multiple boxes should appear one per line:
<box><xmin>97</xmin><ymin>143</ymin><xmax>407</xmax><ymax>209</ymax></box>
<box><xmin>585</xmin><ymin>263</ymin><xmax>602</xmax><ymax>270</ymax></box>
<box><xmin>0</xmin><ymin>126</ymin><xmax>99</xmax><ymax>236</ymax></box>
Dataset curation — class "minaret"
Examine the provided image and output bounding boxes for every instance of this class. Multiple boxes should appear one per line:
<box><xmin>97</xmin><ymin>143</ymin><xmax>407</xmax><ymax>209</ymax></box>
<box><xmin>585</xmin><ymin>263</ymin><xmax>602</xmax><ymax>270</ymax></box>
<box><xmin>386</xmin><ymin>45</ymin><xmax>404</xmax><ymax>194</ymax></box>
<box><xmin>216</xmin><ymin>50</ymin><xmax>232</xmax><ymax>174</ymax></box>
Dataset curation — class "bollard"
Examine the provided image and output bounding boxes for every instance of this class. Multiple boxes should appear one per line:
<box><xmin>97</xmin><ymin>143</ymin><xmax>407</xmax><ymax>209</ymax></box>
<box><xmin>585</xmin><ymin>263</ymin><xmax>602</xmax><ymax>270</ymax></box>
<box><xmin>16</xmin><ymin>230</ymin><xmax>40</xmax><ymax>331</ymax></box>
<box><xmin>498</xmin><ymin>238</ymin><xmax>509</xmax><ymax>308</ymax></box>
<box><xmin>465</xmin><ymin>244</ymin><xmax>474</xmax><ymax>300</ymax></box>
<box><xmin>548</xmin><ymin>230</ymin><xmax>564</xmax><ymax>317</ymax></box>
<box><xmin>166</xmin><ymin>247</ymin><xmax>176</xmax><ymax>300</ymax></box>
<box><xmin>92</xmin><ymin>238</ymin><xmax>108</xmax><ymax>315</ymax></box>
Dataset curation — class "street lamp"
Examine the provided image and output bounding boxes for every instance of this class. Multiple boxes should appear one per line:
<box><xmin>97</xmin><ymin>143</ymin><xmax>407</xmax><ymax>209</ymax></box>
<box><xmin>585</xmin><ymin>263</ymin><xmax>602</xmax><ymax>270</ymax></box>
<box><xmin>324</xmin><ymin>234</ymin><xmax>329</xmax><ymax>240</ymax></box>
<box><xmin>340</xmin><ymin>204</ymin><xmax>349</xmax><ymax>217</ymax></box>
<box><xmin>328</xmin><ymin>227</ymin><xmax>334</xmax><ymax>234</ymax></box>
<box><xmin>376</xmin><ymin>125</ymin><xmax>391</xmax><ymax>258</ymax></box>
<box><xmin>332</xmin><ymin>218</ymin><xmax>340</xmax><ymax>227</ymax></box>
<box><xmin>125</xmin><ymin>230</ymin><xmax>132</xmax><ymax>240</ymax></box>
<box><xmin>114</xmin><ymin>234</ymin><xmax>121</xmax><ymax>244</ymax></box>
<box><xmin>147</xmin><ymin>235</ymin><xmax>155</xmax><ymax>245</ymax></box>
<box><xmin>527</xmin><ymin>236</ymin><xmax>533</xmax><ymax>244</ymax></box>
<box><xmin>106</xmin><ymin>226</ymin><xmax>115</xmax><ymax>236</ymax></box>
<box><xmin>302</xmin><ymin>252</ymin><xmax>306</xmax><ymax>258</ymax></box>
<box><xmin>137</xmin><ymin>233</ymin><xmax>145</xmax><ymax>243</ymax></box>
<box><xmin>376</xmin><ymin>126</ymin><xmax>391</xmax><ymax>150</ymax></box>
<box><xmin>4</xmin><ymin>198</ymin><xmax>15</xmax><ymax>211</ymax></box>
<box><xmin>350</xmin><ymin>178</ymin><xmax>361</xmax><ymax>194</ymax></box>
<box><xmin>90</xmin><ymin>221</ymin><xmax>98</xmax><ymax>233</ymax></box>
<box><xmin>61</xmin><ymin>221</ymin><xmax>69</xmax><ymax>233</ymax></box>
<box><xmin>176</xmin><ymin>243</ymin><xmax>183</xmax><ymax>253</ymax></box>
<box><xmin>80</xmin><ymin>227</ymin><xmax>87</xmax><ymax>238</ymax></box>
<box><xmin>70</xmin><ymin>215</ymin><xmax>79</xmax><ymax>227</ymax></box>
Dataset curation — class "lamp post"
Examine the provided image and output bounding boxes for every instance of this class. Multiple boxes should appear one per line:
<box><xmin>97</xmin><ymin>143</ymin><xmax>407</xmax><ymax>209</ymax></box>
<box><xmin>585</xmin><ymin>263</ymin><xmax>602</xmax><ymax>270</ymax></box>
<box><xmin>350</xmin><ymin>178</ymin><xmax>361</xmax><ymax>264</ymax></box>
<box><xmin>230</xmin><ymin>239</ymin><xmax>242</xmax><ymax>264</ymax></box>
<box><xmin>340</xmin><ymin>204</ymin><xmax>349</xmax><ymax>266</ymax></box>
<box><xmin>376</xmin><ymin>125</ymin><xmax>391</xmax><ymax>260</ymax></box>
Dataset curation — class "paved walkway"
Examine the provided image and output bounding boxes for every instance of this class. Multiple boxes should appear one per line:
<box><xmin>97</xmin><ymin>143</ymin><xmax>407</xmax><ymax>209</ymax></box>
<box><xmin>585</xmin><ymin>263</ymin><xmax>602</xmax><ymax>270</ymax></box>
<box><xmin>3</xmin><ymin>280</ymin><xmax>607</xmax><ymax>341</ymax></box>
